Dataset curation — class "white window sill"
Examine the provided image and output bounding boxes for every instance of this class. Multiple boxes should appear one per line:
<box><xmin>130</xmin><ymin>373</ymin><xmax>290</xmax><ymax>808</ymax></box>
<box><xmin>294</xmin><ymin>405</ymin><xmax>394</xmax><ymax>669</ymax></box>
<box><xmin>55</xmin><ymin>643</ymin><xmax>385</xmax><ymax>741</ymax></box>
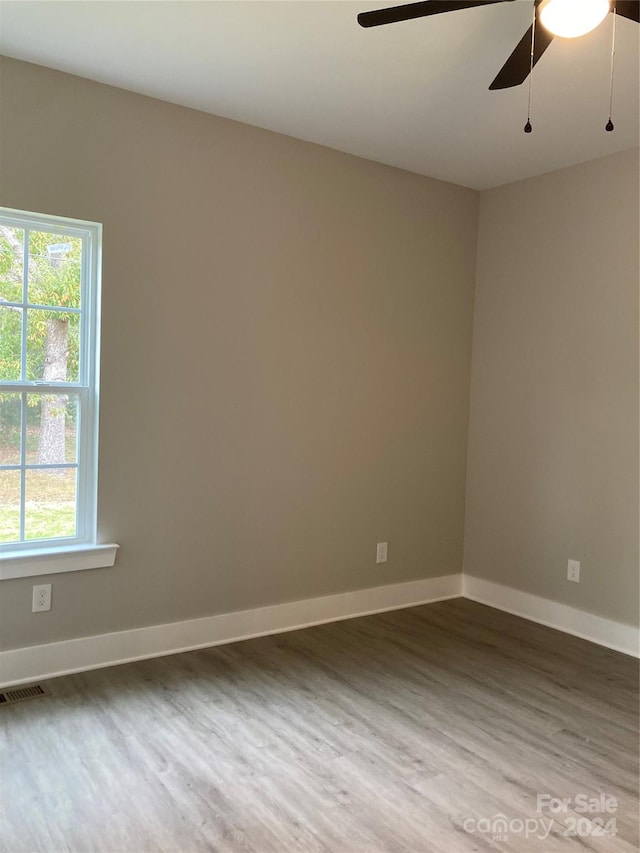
<box><xmin>0</xmin><ymin>543</ymin><xmax>119</xmax><ymax>580</ymax></box>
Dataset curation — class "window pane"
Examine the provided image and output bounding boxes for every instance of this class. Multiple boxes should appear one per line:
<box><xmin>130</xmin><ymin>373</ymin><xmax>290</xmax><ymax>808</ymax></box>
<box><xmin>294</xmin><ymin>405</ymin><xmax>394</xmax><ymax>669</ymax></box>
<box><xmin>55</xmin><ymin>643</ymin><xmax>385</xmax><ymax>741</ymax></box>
<box><xmin>0</xmin><ymin>470</ymin><xmax>20</xmax><ymax>543</ymax></box>
<box><xmin>0</xmin><ymin>306</ymin><xmax>22</xmax><ymax>380</ymax></box>
<box><xmin>25</xmin><ymin>394</ymin><xmax>78</xmax><ymax>464</ymax></box>
<box><xmin>0</xmin><ymin>226</ymin><xmax>24</xmax><ymax>303</ymax></box>
<box><xmin>1</xmin><ymin>207</ymin><xmax>99</xmax><ymax>552</ymax></box>
<box><xmin>24</xmin><ymin>467</ymin><xmax>77</xmax><ymax>541</ymax></box>
<box><xmin>26</xmin><ymin>309</ymin><xmax>79</xmax><ymax>383</ymax></box>
<box><xmin>0</xmin><ymin>394</ymin><xmax>22</xmax><ymax>465</ymax></box>
<box><xmin>28</xmin><ymin>231</ymin><xmax>81</xmax><ymax>309</ymax></box>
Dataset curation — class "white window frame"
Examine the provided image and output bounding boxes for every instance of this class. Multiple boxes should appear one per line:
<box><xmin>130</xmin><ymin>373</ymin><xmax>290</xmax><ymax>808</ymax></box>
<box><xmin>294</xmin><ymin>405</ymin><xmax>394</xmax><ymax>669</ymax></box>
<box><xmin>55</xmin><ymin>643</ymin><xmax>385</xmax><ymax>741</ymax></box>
<box><xmin>0</xmin><ymin>207</ymin><xmax>117</xmax><ymax>579</ymax></box>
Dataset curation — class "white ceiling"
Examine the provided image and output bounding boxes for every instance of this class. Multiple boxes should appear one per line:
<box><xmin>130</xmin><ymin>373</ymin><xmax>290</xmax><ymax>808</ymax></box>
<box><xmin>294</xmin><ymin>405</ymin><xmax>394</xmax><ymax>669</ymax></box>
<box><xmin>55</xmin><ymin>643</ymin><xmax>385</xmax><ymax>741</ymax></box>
<box><xmin>1</xmin><ymin>0</ymin><xmax>638</xmax><ymax>189</ymax></box>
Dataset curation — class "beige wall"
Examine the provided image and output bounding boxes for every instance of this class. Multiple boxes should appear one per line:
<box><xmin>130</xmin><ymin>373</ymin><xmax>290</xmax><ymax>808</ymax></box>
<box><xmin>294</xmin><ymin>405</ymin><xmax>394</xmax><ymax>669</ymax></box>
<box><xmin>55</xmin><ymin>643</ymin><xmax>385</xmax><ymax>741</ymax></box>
<box><xmin>3</xmin><ymin>59</ymin><xmax>634</xmax><ymax>652</ymax></box>
<box><xmin>0</xmin><ymin>58</ymin><xmax>479</xmax><ymax>649</ymax></box>
<box><xmin>464</xmin><ymin>150</ymin><xmax>639</xmax><ymax>626</ymax></box>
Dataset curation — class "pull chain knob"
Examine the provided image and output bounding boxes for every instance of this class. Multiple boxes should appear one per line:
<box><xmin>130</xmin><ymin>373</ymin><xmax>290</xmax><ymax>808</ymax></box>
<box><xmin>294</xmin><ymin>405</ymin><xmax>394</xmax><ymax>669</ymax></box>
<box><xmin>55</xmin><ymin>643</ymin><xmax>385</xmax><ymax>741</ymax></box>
<box><xmin>606</xmin><ymin>10</ymin><xmax>617</xmax><ymax>133</ymax></box>
<box><xmin>524</xmin><ymin>1</ymin><xmax>536</xmax><ymax>137</ymax></box>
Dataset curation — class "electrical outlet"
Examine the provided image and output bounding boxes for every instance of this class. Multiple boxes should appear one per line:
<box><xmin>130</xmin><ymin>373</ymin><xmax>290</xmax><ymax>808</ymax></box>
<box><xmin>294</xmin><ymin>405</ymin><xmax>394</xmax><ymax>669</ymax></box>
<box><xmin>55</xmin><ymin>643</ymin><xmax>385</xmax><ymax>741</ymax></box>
<box><xmin>32</xmin><ymin>584</ymin><xmax>52</xmax><ymax>612</ymax></box>
<box><xmin>567</xmin><ymin>560</ymin><xmax>580</xmax><ymax>583</ymax></box>
<box><xmin>376</xmin><ymin>542</ymin><xmax>388</xmax><ymax>564</ymax></box>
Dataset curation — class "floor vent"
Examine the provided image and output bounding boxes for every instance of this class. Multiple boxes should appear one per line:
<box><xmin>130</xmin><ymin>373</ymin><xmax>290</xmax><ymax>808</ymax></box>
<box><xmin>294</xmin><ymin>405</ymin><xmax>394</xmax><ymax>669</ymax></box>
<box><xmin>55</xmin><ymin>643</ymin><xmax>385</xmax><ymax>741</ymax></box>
<box><xmin>0</xmin><ymin>684</ymin><xmax>47</xmax><ymax>705</ymax></box>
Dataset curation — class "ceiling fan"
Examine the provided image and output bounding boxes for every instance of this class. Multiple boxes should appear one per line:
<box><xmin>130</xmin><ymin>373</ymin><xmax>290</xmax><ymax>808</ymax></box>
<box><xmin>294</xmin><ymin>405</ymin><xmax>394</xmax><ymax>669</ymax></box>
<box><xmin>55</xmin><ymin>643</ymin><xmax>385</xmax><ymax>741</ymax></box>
<box><xmin>357</xmin><ymin>0</ymin><xmax>640</xmax><ymax>90</ymax></box>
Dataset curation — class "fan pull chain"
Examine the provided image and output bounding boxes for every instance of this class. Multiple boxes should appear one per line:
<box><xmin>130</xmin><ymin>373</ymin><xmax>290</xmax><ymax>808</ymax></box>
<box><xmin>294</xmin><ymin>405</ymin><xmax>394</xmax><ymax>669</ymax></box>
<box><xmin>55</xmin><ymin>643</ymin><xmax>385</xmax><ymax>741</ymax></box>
<box><xmin>606</xmin><ymin>7</ymin><xmax>617</xmax><ymax>131</ymax></box>
<box><xmin>524</xmin><ymin>2</ymin><xmax>536</xmax><ymax>133</ymax></box>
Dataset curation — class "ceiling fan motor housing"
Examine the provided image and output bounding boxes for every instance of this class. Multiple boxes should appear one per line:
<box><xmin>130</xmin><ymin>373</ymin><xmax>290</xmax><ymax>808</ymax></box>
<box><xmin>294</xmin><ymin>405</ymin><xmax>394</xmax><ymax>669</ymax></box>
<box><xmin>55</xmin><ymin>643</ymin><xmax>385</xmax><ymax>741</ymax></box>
<box><xmin>538</xmin><ymin>0</ymin><xmax>611</xmax><ymax>39</ymax></box>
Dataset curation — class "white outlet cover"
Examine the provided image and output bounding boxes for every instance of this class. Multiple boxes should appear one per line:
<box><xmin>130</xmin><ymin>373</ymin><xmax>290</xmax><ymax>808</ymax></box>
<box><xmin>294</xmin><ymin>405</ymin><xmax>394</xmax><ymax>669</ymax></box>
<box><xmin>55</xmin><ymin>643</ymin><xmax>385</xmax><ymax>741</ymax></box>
<box><xmin>567</xmin><ymin>560</ymin><xmax>580</xmax><ymax>583</ymax></box>
<box><xmin>32</xmin><ymin>583</ymin><xmax>52</xmax><ymax>612</ymax></box>
<box><xmin>376</xmin><ymin>542</ymin><xmax>388</xmax><ymax>564</ymax></box>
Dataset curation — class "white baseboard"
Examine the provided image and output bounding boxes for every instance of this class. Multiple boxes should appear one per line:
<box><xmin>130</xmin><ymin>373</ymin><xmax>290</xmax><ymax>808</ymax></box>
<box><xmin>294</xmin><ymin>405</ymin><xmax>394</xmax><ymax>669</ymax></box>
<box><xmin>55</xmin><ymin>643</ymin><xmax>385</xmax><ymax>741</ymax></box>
<box><xmin>0</xmin><ymin>573</ymin><xmax>462</xmax><ymax>688</ymax></box>
<box><xmin>3</xmin><ymin>572</ymin><xmax>637</xmax><ymax>688</ymax></box>
<box><xmin>463</xmin><ymin>575</ymin><xmax>640</xmax><ymax>658</ymax></box>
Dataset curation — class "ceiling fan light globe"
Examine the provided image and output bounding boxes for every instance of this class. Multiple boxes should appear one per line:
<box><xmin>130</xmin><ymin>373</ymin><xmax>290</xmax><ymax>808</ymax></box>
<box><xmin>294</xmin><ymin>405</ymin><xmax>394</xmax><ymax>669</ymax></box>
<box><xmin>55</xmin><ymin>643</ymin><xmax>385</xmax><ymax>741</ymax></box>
<box><xmin>539</xmin><ymin>0</ymin><xmax>611</xmax><ymax>38</ymax></box>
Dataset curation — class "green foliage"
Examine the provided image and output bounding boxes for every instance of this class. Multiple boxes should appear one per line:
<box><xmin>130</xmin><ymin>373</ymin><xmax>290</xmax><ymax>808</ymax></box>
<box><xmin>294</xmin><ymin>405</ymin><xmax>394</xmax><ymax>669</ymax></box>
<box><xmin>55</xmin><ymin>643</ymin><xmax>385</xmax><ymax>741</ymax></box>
<box><xmin>0</xmin><ymin>227</ymin><xmax>81</xmax><ymax>383</ymax></box>
<box><xmin>28</xmin><ymin>230</ymin><xmax>82</xmax><ymax>310</ymax></box>
<box><xmin>0</xmin><ymin>227</ymin><xmax>81</xmax><ymax>431</ymax></box>
<box><xmin>0</xmin><ymin>227</ymin><xmax>23</xmax><ymax>303</ymax></box>
<box><xmin>0</xmin><ymin>394</ymin><xmax>20</xmax><ymax>457</ymax></box>
<box><xmin>0</xmin><ymin>309</ymin><xmax>21</xmax><ymax>380</ymax></box>
<box><xmin>1</xmin><ymin>225</ymin><xmax>82</xmax><ymax>542</ymax></box>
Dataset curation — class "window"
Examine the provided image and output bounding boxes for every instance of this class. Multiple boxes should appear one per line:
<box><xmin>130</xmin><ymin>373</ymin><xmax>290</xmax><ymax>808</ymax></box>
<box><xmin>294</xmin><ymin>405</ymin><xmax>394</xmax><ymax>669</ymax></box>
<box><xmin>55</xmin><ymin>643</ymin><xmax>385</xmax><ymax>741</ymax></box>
<box><xmin>0</xmin><ymin>208</ymin><xmax>117</xmax><ymax>578</ymax></box>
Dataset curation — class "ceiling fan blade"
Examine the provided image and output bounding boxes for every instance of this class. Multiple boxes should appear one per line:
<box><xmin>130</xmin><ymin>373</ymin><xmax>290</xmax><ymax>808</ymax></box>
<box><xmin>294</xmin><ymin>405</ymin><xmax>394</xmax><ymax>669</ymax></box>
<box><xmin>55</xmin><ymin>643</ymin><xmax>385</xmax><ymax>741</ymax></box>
<box><xmin>357</xmin><ymin>0</ymin><xmax>514</xmax><ymax>29</ymax></box>
<box><xmin>489</xmin><ymin>18</ymin><xmax>554</xmax><ymax>90</ymax></box>
<box><xmin>614</xmin><ymin>0</ymin><xmax>640</xmax><ymax>23</ymax></box>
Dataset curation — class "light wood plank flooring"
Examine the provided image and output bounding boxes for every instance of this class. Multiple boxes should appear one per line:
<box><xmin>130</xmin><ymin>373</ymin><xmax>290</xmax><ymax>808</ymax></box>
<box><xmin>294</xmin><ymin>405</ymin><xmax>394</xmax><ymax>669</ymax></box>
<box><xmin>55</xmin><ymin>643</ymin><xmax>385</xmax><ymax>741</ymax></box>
<box><xmin>1</xmin><ymin>599</ymin><xmax>638</xmax><ymax>853</ymax></box>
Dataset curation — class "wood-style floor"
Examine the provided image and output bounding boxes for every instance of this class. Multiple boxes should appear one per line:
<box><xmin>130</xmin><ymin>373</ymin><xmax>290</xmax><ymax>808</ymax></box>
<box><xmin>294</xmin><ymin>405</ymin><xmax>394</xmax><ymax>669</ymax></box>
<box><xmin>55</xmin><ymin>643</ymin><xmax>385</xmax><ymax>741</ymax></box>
<box><xmin>0</xmin><ymin>599</ymin><xmax>638</xmax><ymax>853</ymax></box>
